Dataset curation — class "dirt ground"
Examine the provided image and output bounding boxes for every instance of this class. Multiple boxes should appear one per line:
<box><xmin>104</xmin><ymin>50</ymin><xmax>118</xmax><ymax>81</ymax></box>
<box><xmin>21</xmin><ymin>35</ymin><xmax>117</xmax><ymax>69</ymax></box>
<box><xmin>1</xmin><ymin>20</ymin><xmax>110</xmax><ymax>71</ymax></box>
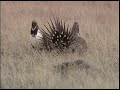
<box><xmin>1</xmin><ymin>1</ymin><xmax>119</xmax><ymax>89</ymax></box>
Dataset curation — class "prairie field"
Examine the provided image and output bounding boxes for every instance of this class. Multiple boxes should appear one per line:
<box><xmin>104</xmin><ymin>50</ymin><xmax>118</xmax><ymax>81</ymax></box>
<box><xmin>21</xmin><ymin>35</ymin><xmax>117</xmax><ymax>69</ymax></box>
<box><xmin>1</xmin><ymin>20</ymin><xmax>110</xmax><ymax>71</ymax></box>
<box><xmin>0</xmin><ymin>1</ymin><xmax>119</xmax><ymax>89</ymax></box>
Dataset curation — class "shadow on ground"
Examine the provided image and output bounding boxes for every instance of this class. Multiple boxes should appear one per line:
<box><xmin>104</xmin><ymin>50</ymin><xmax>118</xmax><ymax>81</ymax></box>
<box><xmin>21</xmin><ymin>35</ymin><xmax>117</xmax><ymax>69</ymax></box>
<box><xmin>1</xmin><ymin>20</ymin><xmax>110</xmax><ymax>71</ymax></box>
<box><xmin>53</xmin><ymin>59</ymin><xmax>90</xmax><ymax>78</ymax></box>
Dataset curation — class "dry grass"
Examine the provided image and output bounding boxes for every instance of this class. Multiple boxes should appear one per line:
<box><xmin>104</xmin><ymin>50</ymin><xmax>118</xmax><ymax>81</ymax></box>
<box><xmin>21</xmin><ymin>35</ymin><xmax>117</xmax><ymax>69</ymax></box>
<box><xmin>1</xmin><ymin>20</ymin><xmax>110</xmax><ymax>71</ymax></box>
<box><xmin>1</xmin><ymin>1</ymin><xmax>119</xmax><ymax>89</ymax></box>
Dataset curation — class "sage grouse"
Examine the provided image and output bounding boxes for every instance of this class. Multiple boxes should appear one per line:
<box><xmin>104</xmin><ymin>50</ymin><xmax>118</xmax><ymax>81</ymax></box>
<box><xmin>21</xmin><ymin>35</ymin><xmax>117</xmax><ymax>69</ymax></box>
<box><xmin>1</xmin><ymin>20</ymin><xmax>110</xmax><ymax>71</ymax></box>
<box><xmin>30</xmin><ymin>17</ymin><xmax>87</xmax><ymax>54</ymax></box>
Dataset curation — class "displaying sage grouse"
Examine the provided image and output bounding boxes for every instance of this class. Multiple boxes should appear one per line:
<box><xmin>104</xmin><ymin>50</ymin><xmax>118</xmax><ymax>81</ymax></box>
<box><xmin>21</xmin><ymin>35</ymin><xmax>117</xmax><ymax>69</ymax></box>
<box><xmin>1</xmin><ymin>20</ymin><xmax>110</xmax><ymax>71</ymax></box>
<box><xmin>30</xmin><ymin>17</ymin><xmax>87</xmax><ymax>54</ymax></box>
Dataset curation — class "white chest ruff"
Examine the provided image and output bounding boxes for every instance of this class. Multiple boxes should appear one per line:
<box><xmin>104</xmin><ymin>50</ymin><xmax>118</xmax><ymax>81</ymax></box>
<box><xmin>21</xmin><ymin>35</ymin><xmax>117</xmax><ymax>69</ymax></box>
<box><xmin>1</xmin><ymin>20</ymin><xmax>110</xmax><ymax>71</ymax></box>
<box><xmin>30</xmin><ymin>29</ymin><xmax>43</xmax><ymax>49</ymax></box>
<box><xmin>36</xmin><ymin>29</ymin><xmax>43</xmax><ymax>40</ymax></box>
